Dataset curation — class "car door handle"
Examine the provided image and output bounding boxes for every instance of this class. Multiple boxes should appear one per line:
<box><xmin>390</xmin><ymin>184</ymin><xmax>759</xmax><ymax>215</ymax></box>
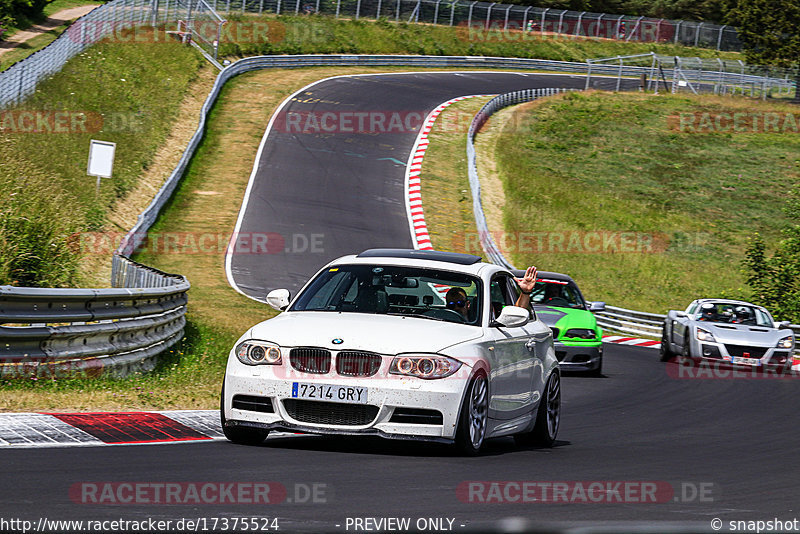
<box><xmin>525</xmin><ymin>340</ymin><xmax>536</xmax><ymax>350</ymax></box>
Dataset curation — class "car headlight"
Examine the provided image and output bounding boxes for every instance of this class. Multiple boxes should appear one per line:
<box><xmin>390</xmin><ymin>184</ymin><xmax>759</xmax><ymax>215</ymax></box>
<box><xmin>564</xmin><ymin>328</ymin><xmax>597</xmax><ymax>340</ymax></box>
<box><xmin>389</xmin><ymin>354</ymin><xmax>462</xmax><ymax>379</ymax></box>
<box><xmin>235</xmin><ymin>340</ymin><xmax>282</xmax><ymax>366</ymax></box>
<box><xmin>696</xmin><ymin>328</ymin><xmax>716</xmax><ymax>342</ymax></box>
<box><xmin>777</xmin><ymin>336</ymin><xmax>794</xmax><ymax>349</ymax></box>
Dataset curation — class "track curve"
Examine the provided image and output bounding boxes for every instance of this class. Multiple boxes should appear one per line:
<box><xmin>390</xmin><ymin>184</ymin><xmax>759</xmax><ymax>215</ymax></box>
<box><xmin>225</xmin><ymin>72</ymin><xmax>636</xmax><ymax>300</ymax></box>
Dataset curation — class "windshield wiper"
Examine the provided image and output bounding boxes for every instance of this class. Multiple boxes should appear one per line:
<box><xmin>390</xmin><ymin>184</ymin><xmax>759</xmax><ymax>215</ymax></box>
<box><xmin>386</xmin><ymin>312</ymin><xmax>447</xmax><ymax>322</ymax></box>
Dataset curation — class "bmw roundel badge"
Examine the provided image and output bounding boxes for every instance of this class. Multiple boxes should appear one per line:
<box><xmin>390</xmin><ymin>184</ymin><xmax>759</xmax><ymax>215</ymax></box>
<box><xmin>332</xmin><ymin>338</ymin><xmax>344</xmax><ymax>345</ymax></box>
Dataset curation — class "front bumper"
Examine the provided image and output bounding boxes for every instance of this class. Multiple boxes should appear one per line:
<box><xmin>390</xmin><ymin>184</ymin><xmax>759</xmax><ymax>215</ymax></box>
<box><xmin>223</xmin><ymin>364</ymin><xmax>470</xmax><ymax>441</ymax></box>
<box><xmin>694</xmin><ymin>341</ymin><xmax>792</xmax><ymax>370</ymax></box>
<box><xmin>554</xmin><ymin>341</ymin><xmax>602</xmax><ymax>372</ymax></box>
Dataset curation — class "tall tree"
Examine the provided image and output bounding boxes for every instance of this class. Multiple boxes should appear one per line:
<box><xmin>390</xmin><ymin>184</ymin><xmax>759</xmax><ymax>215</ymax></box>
<box><xmin>727</xmin><ymin>0</ymin><xmax>800</xmax><ymax>101</ymax></box>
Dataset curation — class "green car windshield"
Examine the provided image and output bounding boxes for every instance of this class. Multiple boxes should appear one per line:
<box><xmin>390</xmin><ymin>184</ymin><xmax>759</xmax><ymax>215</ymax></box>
<box><xmin>530</xmin><ymin>281</ymin><xmax>585</xmax><ymax>309</ymax></box>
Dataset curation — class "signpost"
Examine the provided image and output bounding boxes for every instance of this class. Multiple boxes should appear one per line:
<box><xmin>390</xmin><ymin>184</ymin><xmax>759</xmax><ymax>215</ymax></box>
<box><xmin>87</xmin><ymin>139</ymin><xmax>116</xmax><ymax>195</ymax></box>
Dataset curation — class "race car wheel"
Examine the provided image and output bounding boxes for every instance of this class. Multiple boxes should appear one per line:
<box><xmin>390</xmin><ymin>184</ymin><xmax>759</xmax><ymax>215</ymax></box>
<box><xmin>659</xmin><ymin>325</ymin><xmax>673</xmax><ymax>362</ymax></box>
<box><xmin>589</xmin><ymin>355</ymin><xmax>603</xmax><ymax>377</ymax></box>
<box><xmin>516</xmin><ymin>371</ymin><xmax>560</xmax><ymax>447</ymax></box>
<box><xmin>455</xmin><ymin>372</ymin><xmax>488</xmax><ymax>455</ymax></box>
<box><xmin>679</xmin><ymin>332</ymin><xmax>693</xmax><ymax>365</ymax></box>
<box><xmin>220</xmin><ymin>382</ymin><xmax>269</xmax><ymax>446</ymax></box>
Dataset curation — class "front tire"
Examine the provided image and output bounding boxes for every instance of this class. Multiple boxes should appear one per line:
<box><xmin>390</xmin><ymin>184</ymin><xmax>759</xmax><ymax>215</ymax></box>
<box><xmin>659</xmin><ymin>324</ymin><xmax>673</xmax><ymax>362</ymax></box>
<box><xmin>455</xmin><ymin>373</ymin><xmax>488</xmax><ymax>455</ymax></box>
<box><xmin>588</xmin><ymin>355</ymin><xmax>603</xmax><ymax>377</ymax></box>
<box><xmin>678</xmin><ymin>332</ymin><xmax>693</xmax><ymax>366</ymax></box>
<box><xmin>220</xmin><ymin>382</ymin><xmax>269</xmax><ymax>446</ymax></box>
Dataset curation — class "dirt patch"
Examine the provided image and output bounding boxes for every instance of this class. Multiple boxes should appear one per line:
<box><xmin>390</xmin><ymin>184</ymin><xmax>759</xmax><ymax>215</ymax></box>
<box><xmin>0</xmin><ymin>5</ymin><xmax>100</xmax><ymax>55</ymax></box>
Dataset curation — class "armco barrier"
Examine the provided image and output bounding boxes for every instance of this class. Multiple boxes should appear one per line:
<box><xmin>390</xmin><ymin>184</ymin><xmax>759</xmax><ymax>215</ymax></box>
<box><xmin>0</xmin><ymin>256</ymin><xmax>189</xmax><ymax>378</ymax></box>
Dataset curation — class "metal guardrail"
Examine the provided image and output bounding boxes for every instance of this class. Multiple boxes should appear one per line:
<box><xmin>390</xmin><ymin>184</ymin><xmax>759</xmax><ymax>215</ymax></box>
<box><xmin>0</xmin><ymin>256</ymin><xmax>189</xmax><ymax>378</ymax></box>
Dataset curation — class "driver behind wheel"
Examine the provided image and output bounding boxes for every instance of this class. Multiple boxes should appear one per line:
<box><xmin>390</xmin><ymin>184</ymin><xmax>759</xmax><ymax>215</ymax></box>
<box><xmin>446</xmin><ymin>287</ymin><xmax>470</xmax><ymax>320</ymax></box>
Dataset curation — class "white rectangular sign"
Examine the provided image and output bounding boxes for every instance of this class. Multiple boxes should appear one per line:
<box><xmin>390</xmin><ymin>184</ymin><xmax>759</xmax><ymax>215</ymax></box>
<box><xmin>87</xmin><ymin>139</ymin><xmax>116</xmax><ymax>179</ymax></box>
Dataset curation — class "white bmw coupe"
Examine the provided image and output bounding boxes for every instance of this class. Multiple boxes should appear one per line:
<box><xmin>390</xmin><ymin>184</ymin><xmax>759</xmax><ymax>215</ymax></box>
<box><xmin>221</xmin><ymin>249</ymin><xmax>560</xmax><ymax>454</ymax></box>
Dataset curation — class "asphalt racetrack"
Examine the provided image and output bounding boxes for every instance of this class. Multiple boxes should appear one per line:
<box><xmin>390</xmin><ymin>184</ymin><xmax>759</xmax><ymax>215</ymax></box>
<box><xmin>226</xmin><ymin>71</ymin><xmax>637</xmax><ymax>300</ymax></box>
<box><xmin>4</xmin><ymin>345</ymin><xmax>799</xmax><ymax>532</ymax></box>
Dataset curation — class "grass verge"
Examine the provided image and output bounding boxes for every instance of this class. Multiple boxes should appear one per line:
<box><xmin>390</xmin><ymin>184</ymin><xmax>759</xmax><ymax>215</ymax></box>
<box><xmin>218</xmin><ymin>14</ymin><xmax>742</xmax><ymax>62</ymax></box>
<box><xmin>477</xmin><ymin>91</ymin><xmax>800</xmax><ymax>313</ymax></box>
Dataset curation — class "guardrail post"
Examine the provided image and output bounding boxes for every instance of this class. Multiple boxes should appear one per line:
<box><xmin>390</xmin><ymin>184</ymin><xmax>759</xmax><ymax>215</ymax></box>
<box><xmin>355</xmin><ymin>0</ymin><xmax>361</xmax><ymax>18</ymax></box>
<box><xmin>595</xmin><ymin>13</ymin><xmax>602</xmax><ymax>37</ymax></box>
<box><xmin>694</xmin><ymin>22</ymin><xmax>703</xmax><ymax>47</ymax></box>
<box><xmin>522</xmin><ymin>6</ymin><xmax>531</xmax><ymax>32</ymax></box>
<box><xmin>674</xmin><ymin>20</ymin><xmax>681</xmax><ymax>44</ymax></box>
<box><xmin>575</xmin><ymin>11</ymin><xmax>584</xmax><ymax>36</ymax></box>
<box><xmin>585</xmin><ymin>60</ymin><xmax>592</xmax><ymax>89</ymax></box>
<box><xmin>485</xmin><ymin>2</ymin><xmax>495</xmax><ymax>30</ymax></box>
<box><xmin>395</xmin><ymin>0</ymin><xmax>400</xmax><ymax>21</ymax></box>
<box><xmin>467</xmin><ymin>1</ymin><xmax>475</xmax><ymax>28</ymax></box>
<box><xmin>335</xmin><ymin>0</ymin><xmax>340</xmax><ymax>18</ymax></box>
<box><xmin>557</xmin><ymin>9</ymin><xmax>565</xmax><ymax>35</ymax></box>
<box><xmin>540</xmin><ymin>7</ymin><xmax>548</xmax><ymax>34</ymax></box>
<box><xmin>655</xmin><ymin>18</ymin><xmax>663</xmax><ymax>42</ymax></box>
<box><xmin>716</xmin><ymin>25</ymin><xmax>725</xmax><ymax>51</ymax></box>
<box><xmin>449</xmin><ymin>0</ymin><xmax>456</xmax><ymax>25</ymax></box>
<box><xmin>503</xmin><ymin>4</ymin><xmax>510</xmax><ymax>31</ymax></box>
<box><xmin>433</xmin><ymin>0</ymin><xmax>440</xmax><ymax>25</ymax></box>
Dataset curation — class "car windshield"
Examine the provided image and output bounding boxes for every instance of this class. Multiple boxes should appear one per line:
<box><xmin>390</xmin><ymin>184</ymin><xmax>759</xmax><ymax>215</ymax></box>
<box><xmin>290</xmin><ymin>264</ymin><xmax>483</xmax><ymax>325</ymax></box>
<box><xmin>530</xmin><ymin>280</ymin><xmax>585</xmax><ymax>309</ymax></box>
<box><xmin>693</xmin><ymin>302</ymin><xmax>773</xmax><ymax>327</ymax></box>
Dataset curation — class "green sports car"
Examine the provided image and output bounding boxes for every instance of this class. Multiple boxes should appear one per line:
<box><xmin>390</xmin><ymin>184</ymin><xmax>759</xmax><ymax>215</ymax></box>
<box><xmin>514</xmin><ymin>270</ymin><xmax>606</xmax><ymax>375</ymax></box>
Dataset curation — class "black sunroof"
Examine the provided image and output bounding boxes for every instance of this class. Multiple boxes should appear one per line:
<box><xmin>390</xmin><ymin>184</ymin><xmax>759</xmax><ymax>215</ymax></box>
<box><xmin>357</xmin><ymin>248</ymin><xmax>482</xmax><ymax>265</ymax></box>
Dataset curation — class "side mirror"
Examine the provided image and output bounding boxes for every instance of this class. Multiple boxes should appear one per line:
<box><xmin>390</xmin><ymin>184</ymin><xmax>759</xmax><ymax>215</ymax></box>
<box><xmin>778</xmin><ymin>321</ymin><xmax>792</xmax><ymax>330</ymax></box>
<box><xmin>266</xmin><ymin>289</ymin><xmax>291</xmax><ymax>311</ymax></box>
<box><xmin>588</xmin><ymin>301</ymin><xmax>606</xmax><ymax>312</ymax></box>
<box><xmin>492</xmin><ymin>306</ymin><xmax>529</xmax><ymax>328</ymax></box>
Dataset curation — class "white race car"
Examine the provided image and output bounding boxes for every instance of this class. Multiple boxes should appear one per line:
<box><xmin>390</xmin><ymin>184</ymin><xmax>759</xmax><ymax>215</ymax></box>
<box><xmin>660</xmin><ymin>299</ymin><xmax>795</xmax><ymax>371</ymax></box>
<box><xmin>221</xmin><ymin>248</ymin><xmax>560</xmax><ymax>454</ymax></box>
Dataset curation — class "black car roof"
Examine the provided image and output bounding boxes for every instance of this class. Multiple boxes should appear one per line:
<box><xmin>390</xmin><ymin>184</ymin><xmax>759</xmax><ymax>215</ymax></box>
<box><xmin>511</xmin><ymin>269</ymin><xmax>575</xmax><ymax>284</ymax></box>
<box><xmin>357</xmin><ymin>248</ymin><xmax>483</xmax><ymax>265</ymax></box>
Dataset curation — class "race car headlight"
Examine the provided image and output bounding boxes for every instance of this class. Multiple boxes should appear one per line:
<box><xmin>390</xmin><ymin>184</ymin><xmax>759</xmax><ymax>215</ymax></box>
<box><xmin>564</xmin><ymin>328</ymin><xmax>597</xmax><ymax>340</ymax></box>
<box><xmin>696</xmin><ymin>328</ymin><xmax>716</xmax><ymax>342</ymax></box>
<box><xmin>389</xmin><ymin>354</ymin><xmax>462</xmax><ymax>379</ymax></box>
<box><xmin>777</xmin><ymin>336</ymin><xmax>794</xmax><ymax>349</ymax></box>
<box><xmin>235</xmin><ymin>340</ymin><xmax>282</xmax><ymax>366</ymax></box>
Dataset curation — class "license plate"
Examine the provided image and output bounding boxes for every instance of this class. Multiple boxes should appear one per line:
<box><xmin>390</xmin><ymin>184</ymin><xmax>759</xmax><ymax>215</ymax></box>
<box><xmin>732</xmin><ymin>356</ymin><xmax>761</xmax><ymax>366</ymax></box>
<box><xmin>291</xmin><ymin>382</ymin><xmax>368</xmax><ymax>404</ymax></box>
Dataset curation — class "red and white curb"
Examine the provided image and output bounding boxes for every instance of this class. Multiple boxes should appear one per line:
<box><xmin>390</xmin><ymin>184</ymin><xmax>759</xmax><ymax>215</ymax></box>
<box><xmin>602</xmin><ymin>335</ymin><xmax>660</xmax><ymax>349</ymax></box>
<box><xmin>405</xmin><ymin>94</ymin><xmax>490</xmax><ymax>252</ymax></box>
<box><xmin>0</xmin><ymin>410</ymin><xmax>229</xmax><ymax>449</ymax></box>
